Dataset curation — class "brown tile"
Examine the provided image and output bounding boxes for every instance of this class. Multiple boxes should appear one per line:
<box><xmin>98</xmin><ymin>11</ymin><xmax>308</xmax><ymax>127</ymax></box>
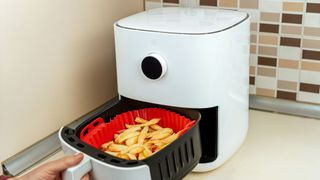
<box><xmin>200</xmin><ymin>0</ymin><xmax>217</xmax><ymax>6</ymax></box>
<box><xmin>258</xmin><ymin>46</ymin><xmax>278</xmax><ymax>56</ymax></box>
<box><xmin>260</xmin><ymin>12</ymin><xmax>280</xmax><ymax>22</ymax></box>
<box><xmin>163</xmin><ymin>0</ymin><xmax>179</xmax><ymax>3</ymax></box>
<box><xmin>257</xmin><ymin>67</ymin><xmax>276</xmax><ymax>77</ymax></box>
<box><xmin>282</xmin><ymin>13</ymin><xmax>303</xmax><ymax>24</ymax></box>
<box><xmin>250</xmin><ymin>44</ymin><xmax>257</xmax><ymax>53</ymax></box>
<box><xmin>306</xmin><ymin>3</ymin><xmax>320</xmax><ymax>13</ymax></box>
<box><xmin>302</xmin><ymin>50</ymin><xmax>320</xmax><ymax>61</ymax></box>
<box><xmin>301</xmin><ymin>61</ymin><xmax>320</xmax><ymax>71</ymax></box>
<box><xmin>278</xmin><ymin>80</ymin><xmax>297</xmax><ymax>91</ymax></box>
<box><xmin>259</xmin><ymin>23</ymin><xmax>279</xmax><ymax>33</ymax></box>
<box><xmin>256</xmin><ymin>88</ymin><xmax>275</xmax><ymax>97</ymax></box>
<box><xmin>251</xmin><ymin>23</ymin><xmax>258</xmax><ymax>31</ymax></box>
<box><xmin>283</xmin><ymin>2</ymin><xmax>304</xmax><ymax>12</ymax></box>
<box><xmin>240</xmin><ymin>0</ymin><xmax>258</xmax><ymax>9</ymax></box>
<box><xmin>304</xmin><ymin>27</ymin><xmax>320</xmax><ymax>36</ymax></box>
<box><xmin>250</xmin><ymin>76</ymin><xmax>255</xmax><ymax>85</ymax></box>
<box><xmin>250</xmin><ymin>66</ymin><xmax>256</xmax><ymax>75</ymax></box>
<box><xmin>280</xmin><ymin>37</ymin><xmax>301</xmax><ymax>47</ymax></box>
<box><xmin>300</xmin><ymin>83</ymin><xmax>320</xmax><ymax>93</ymax></box>
<box><xmin>219</xmin><ymin>0</ymin><xmax>237</xmax><ymax>7</ymax></box>
<box><xmin>251</xmin><ymin>34</ymin><xmax>257</xmax><ymax>43</ymax></box>
<box><xmin>281</xmin><ymin>25</ymin><xmax>302</xmax><ymax>35</ymax></box>
<box><xmin>258</xmin><ymin>56</ymin><xmax>277</xmax><ymax>67</ymax></box>
<box><xmin>303</xmin><ymin>39</ymin><xmax>320</xmax><ymax>49</ymax></box>
<box><xmin>259</xmin><ymin>35</ymin><xmax>278</xmax><ymax>45</ymax></box>
<box><xmin>277</xmin><ymin>90</ymin><xmax>297</xmax><ymax>100</ymax></box>
<box><xmin>279</xmin><ymin>59</ymin><xmax>299</xmax><ymax>69</ymax></box>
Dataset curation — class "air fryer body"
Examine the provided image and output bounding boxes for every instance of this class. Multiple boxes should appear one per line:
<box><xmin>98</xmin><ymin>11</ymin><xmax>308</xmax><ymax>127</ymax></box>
<box><xmin>114</xmin><ymin>8</ymin><xmax>250</xmax><ymax>171</ymax></box>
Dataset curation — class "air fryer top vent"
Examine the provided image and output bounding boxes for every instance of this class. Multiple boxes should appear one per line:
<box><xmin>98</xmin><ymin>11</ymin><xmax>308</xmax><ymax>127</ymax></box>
<box><xmin>116</xmin><ymin>7</ymin><xmax>248</xmax><ymax>34</ymax></box>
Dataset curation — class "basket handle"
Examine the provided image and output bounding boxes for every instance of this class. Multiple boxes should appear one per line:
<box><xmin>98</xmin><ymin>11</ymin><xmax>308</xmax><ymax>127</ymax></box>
<box><xmin>62</xmin><ymin>155</ymin><xmax>92</xmax><ymax>180</ymax></box>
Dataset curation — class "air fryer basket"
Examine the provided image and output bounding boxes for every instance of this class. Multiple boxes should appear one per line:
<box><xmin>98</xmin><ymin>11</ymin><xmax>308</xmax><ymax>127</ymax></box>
<box><xmin>60</xmin><ymin>97</ymin><xmax>202</xmax><ymax>180</ymax></box>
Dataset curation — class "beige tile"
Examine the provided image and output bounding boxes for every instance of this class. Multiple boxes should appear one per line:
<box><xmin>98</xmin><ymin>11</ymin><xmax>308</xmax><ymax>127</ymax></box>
<box><xmin>256</xmin><ymin>88</ymin><xmax>275</xmax><ymax>97</ymax></box>
<box><xmin>257</xmin><ymin>67</ymin><xmax>276</xmax><ymax>77</ymax></box>
<box><xmin>303</xmin><ymin>39</ymin><xmax>320</xmax><ymax>49</ymax></box>
<box><xmin>219</xmin><ymin>0</ymin><xmax>238</xmax><ymax>7</ymax></box>
<box><xmin>251</xmin><ymin>23</ymin><xmax>258</xmax><ymax>31</ymax></box>
<box><xmin>250</xmin><ymin>66</ymin><xmax>256</xmax><ymax>75</ymax></box>
<box><xmin>251</xmin><ymin>44</ymin><xmax>257</xmax><ymax>53</ymax></box>
<box><xmin>304</xmin><ymin>27</ymin><xmax>320</xmax><ymax>37</ymax></box>
<box><xmin>277</xmin><ymin>80</ymin><xmax>297</xmax><ymax>91</ymax></box>
<box><xmin>279</xmin><ymin>59</ymin><xmax>299</xmax><ymax>69</ymax></box>
<box><xmin>251</xmin><ymin>34</ymin><xmax>257</xmax><ymax>43</ymax></box>
<box><xmin>163</xmin><ymin>3</ymin><xmax>179</xmax><ymax>7</ymax></box>
<box><xmin>301</xmin><ymin>61</ymin><xmax>320</xmax><ymax>72</ymax></box>
<box><xmin>281</xmin><ymin>25</ymin><xmax>302</xmax><ymax>35</ymax></box>
<box><xmin>260</xmin><ymin>12</ymin><xmax>280</xmax><ymax>22</ymax></box>
<box><xmin>259</xmin><ymin>35</ymin><xmax>278</xmax><ymax>45</ymax></box>
<box><xmin>240</xmin><ymin>0</ymin><xmax>258</xmax><ymax>9</ymax></box>
<box><xmin>146</xmin><ymin>0</ymin><xmax>161</xmax><ymax>2</ymax></box>
<box><xmin>258</xmin><ymin>46</ymin><xmax>278</xmax><ymax>56</ymax></box>
<box><xmin>283</xmin><ymin>2</ymin><xmax>304</xmax><ymax>12</ymax></box>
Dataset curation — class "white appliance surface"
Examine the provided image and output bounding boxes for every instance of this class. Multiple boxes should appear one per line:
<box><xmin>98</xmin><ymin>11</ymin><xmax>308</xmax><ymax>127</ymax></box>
<box><xmin>115</xmin><ymin>10</ymin><xmax>250</xmax><ymax>171</ymax></box>
<box><xmin>117</xmin><ymin>7</ymin><xmax>248</xmax><ymax>34</ymax></box>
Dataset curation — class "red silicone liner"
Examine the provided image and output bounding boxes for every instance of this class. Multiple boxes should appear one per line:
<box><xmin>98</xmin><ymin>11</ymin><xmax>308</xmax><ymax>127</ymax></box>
<box><xmin>80</xmin><ymin>108</ymin><xmax>196</xmax><ymax>149</ymax></box>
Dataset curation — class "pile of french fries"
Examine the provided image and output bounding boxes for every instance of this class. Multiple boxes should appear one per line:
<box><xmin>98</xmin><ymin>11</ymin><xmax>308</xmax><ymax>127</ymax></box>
<box><xmin>101</xmin><ymin>117</ymin><xmax>178</xmax><ymax>160</ymax></box>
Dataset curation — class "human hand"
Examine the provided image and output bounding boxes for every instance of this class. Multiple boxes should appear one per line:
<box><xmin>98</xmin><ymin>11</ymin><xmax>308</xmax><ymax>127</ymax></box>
<box><xmin>12</xmin><ymin>153</ymin><xmax>89</xmax><ymax>180</ymax></box>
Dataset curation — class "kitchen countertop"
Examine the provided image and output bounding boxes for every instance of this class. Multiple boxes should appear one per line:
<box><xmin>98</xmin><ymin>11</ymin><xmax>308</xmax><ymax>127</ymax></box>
<box><xmin>20</xmin><ymin>110</ymin><xmax>320</xmax><ymax>180</ymax></box>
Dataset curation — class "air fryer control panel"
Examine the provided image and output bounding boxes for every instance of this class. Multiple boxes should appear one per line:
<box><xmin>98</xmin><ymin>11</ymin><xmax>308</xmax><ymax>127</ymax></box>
<box><xmin>141</xmin><ymin>53</ymin><xmax>167</xmax><ymax>80</ymax></box>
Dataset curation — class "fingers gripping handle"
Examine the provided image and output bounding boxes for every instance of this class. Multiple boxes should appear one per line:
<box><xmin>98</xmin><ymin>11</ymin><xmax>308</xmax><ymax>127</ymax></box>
<box><xmin>62</xmin><ymin>155</ymin><xmax>92</xmax><ymax>180</ymax></box>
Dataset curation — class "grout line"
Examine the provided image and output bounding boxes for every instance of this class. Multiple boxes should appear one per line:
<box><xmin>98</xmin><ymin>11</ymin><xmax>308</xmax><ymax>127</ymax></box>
<box><xmin>297</xmin><ymin>0</ymin><xmax>307</xmax><ymax>102</ymax></box>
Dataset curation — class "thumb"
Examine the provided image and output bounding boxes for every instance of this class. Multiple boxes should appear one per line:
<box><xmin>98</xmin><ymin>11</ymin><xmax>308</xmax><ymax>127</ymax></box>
<box><xmin>44</xmin><ymin>153</ymin><xmax>84</xmax><ymax>173</ymax></box>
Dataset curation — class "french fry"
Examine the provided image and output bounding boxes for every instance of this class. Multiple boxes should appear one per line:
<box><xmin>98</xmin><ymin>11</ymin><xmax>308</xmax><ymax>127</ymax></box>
<box><xmin>101</xmin><ymin>141</ymin><xmax>114</xmax><ymax>150</ymax></box>
<box><xmin>129</xmin><ymin>145</ymin><xmax>144</xmax><ymax>155</ymax></box>
<box><xmin>108</xmin><ymin>144</ymin><xmax>128</xmax><ymax>152</ymax></box>
<box><xmin>148</xmin><ymin>128</ymin><xmax>155</xmax><ymax>133</ymax></box>
<box><xmin>125</xmin><ymin>136</ymin><xmax>138</xmax><ymax>146</ymax></box>
<box><xmin>127</xmin><ymin>118</ymin><xmax>160</xmax><ymax>128</ymax></box>
<box><xmin>104</xmin><ymin>151</ymin><xmax>118</xmax><ymax>156</ymax></box>
<box><xmin>115</xmin><ymin>131</ymin><xmax>140</xmax><ymax>144</ymax></box>
<box><xmin>138</xmin><ymin>126</ymin><xmax>148</xmax><ymax>145</ymax></box>
<box><xmin>125</xmin><ymin>124</ymin><xmax>137</xmax><ymax>129</ymax></box>
<box><xmin>101</xmin><ymin>116</ymin><xmax>183</xmax><ymax>160</ymax></box>
<box><xmin>145</xmin><ymin>140</ymin><xmax>163</xmax><ymax>147</ymax></box>
<box><xmin>138</xmin><ymin>152</ymin><xmax>146</xmax><ymax>160</ymax></box>
<box><xmin>154</xmin><ymin>143</ymin><xmax>167</xmax><ymax>152</ymax></box>
<box><xmin>146</xmin><ymin>128</ymin><xmax>173</xmax><ymax>139</ymax></box>
<box><xmin>127</xmin><ymin>153</ymin><xmax>137</xmax><ymax>160</ymax></box>
<box><xmin>144</xmin><ymin>118</ymin><xmax>161</xmax><ymax>126</ymax></box>
<box><xmin>161</xmin><ymin>133</ymin><xmax>178</xmax><ymax>144</ymax></box>
<box><xmin>151</xmin><ymin>131</ymin><xmax>172</xmax><ymax>140</ymax></box>
<box><xmin>135</xmin><ymin>117</ymin><xmax>148</xmax><ymax>124</ymax></box>
<box><xmin>120</xmin><ymin>144</ymin><xmax>139</xmax><ymax>154</ymax></box>
<box><xmin>122</xmin><ymin>126</ymin><xmax>141</xmax><ymax>133</ymax></box>
<box><xmin>143</xmin><ymin>146</ymin><xmax>153</xmax><ymax>157</ymax></box>
<box><xmin>150</xmin><ymin>124</ymin><xmax>162</xmax><ymax>130</ymax></box>
<box><xmin>119</xmin><ymin>154</ymin><xmax>130</xmax><ymax>160</ymax></box>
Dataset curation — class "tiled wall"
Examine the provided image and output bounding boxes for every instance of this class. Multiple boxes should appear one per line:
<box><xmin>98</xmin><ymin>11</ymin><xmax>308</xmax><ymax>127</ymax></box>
<box><xmin>145</xmin><ymin>0</ymin><xmax>320</xmax><ymax>105</ymax></box>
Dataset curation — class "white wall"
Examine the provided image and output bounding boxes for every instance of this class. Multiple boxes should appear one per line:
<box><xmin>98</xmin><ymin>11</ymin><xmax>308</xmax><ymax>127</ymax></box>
<box><xmin>0</xmin><ymin>0</ymin><xmax>143</xmax><ymax>165</ymax></box>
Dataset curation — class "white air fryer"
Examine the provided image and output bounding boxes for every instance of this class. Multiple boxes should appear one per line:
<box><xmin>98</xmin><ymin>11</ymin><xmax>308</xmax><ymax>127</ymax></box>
<box><xmin>59</xmin><ymin>7</ymin><xmax>250</xmax><ymax>180</ymax></box>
